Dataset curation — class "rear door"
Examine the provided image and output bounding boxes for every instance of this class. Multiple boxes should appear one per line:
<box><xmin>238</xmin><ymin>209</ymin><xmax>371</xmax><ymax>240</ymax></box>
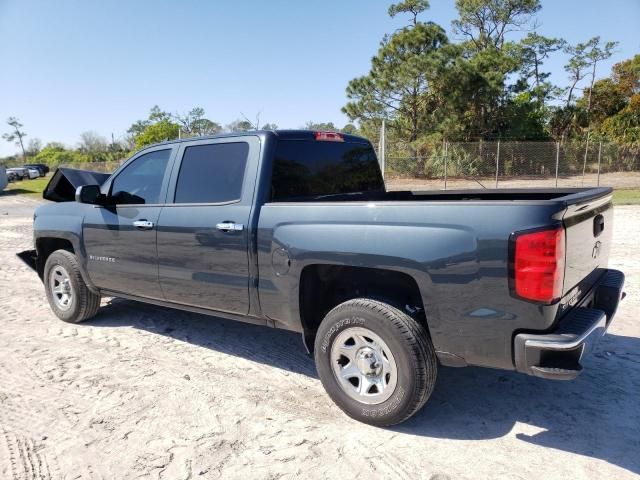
<box><xmin>83</xmin><ymin>145</ymin><xmax>176</xmax><ymax>299</ymax></box>
<box><xmin>156</xmin><ymin>136</ymin><xmax>260</xmax><ymax>314</ymax></box>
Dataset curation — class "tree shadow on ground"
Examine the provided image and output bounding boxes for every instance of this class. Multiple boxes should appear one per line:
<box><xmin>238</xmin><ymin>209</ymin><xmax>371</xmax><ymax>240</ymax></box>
<box><xmin>89</xmin><ymin>298</ymin><xmax>639</xmax><ymax>475</ymax></box>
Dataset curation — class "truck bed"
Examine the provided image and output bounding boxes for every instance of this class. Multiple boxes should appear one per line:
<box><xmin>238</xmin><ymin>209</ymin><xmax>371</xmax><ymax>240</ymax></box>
<box><xmin>278</xmin><ymin>187</ymin><xmax>613</xmax><ymax>204</ymax></box>
<box><xmin>258</xmin><ymin>184</ymin><xmax>614</xmax><ymax>371</ymax></box>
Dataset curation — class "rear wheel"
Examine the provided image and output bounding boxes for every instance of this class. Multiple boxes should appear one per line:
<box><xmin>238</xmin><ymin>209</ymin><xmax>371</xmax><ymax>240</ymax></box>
<box><xmin>314</xmin><ymin>298</ymin><xmax>437</xmax><ymax>426</ymax></box>
<box><xmin>44</xmin><ymin>250</ymin><xmax>101</xmax><ymax>323</ymax></box>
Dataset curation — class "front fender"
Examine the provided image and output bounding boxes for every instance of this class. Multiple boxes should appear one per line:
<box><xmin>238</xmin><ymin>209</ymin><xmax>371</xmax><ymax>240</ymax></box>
<box><xmin>34</xmin><ymin>205</ymin><xmax>97</xmax><ymax>293</ymax></box>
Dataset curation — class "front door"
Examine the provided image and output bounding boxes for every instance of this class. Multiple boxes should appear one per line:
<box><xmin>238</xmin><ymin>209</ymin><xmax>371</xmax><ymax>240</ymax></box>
<box><xmin>157</xmin><ymin>137</ymin><xmax>258</xmax><ymax>314</ymax></box>
<box><xmin>83</xmin><ymin>146</ymin><xmax>175</xmax><ymax>299</ymax></box>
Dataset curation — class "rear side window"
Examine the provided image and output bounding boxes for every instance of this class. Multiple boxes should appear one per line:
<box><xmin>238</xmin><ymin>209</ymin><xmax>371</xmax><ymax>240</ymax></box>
<box><xmin>270</xmin><ymin>140</ymin><xmax>384</xmax><ymax>201</ymax></box>
<box><xmin>174</xmin><ymin>142</ymin><xmax>249</xmax><ymax>203</ymax></box>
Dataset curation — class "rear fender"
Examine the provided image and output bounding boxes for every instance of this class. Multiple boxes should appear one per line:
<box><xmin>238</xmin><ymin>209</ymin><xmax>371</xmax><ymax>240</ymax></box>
<box><xmin>259</xmin><ymin>220</ymin><xmax>479</xmax><ymax>356</ymax></box>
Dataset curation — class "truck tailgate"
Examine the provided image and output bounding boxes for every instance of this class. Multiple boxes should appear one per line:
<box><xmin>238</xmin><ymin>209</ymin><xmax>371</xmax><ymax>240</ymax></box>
<box><xmin>561</xmin><ymin>188</ymin><xmax>614</xmax><ymax>296</ymax></box>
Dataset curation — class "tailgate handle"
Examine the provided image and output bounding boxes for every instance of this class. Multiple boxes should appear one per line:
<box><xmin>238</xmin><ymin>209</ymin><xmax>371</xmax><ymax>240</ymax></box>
<box><xmin>593</xmin><ymin>214</ymin><xmax>605</xmax><ymax>237</ymax></box>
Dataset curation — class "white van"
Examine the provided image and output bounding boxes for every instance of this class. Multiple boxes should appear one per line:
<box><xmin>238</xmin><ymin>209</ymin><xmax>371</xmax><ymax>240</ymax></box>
<box><xmin>0</xmin><ymin>166</ymin><xmax>8</xmax><ymax>192</ymax></box>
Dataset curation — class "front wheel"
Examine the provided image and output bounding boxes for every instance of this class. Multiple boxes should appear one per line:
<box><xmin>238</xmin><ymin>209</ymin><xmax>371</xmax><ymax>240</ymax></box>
<box><xmin>44</xmin><ymin>250</ymin><xmax>101</xmax><ymax>323</ymax></box>
<box><xmin>314</xmin><ymin>298</ymin><xmax>437</xmax><ymax>427</ymax></box>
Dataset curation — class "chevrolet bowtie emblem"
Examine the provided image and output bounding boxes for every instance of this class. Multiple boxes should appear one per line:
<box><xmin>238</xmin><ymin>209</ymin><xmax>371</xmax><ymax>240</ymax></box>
<box><xmin>592</xmin><ymin>241</ymin><xmax>602</xmax><ymax>259</ymax></box>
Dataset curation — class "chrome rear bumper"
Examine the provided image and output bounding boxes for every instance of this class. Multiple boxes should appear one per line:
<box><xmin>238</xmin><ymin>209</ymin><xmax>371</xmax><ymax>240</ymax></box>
<box><xmin>514</xmin><ymin>269</ymin><xmax>625</xmax><ymax>380</ymax></box>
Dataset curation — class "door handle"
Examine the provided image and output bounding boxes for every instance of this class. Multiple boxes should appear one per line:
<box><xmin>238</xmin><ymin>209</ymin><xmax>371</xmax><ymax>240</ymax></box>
<box><xmin>133</xmin><ymin>219</ymin><xmax>154</xmax><ymax>230</ymax></box>
<box><xmin>216</xmin><ymin>222</ymin><xmax>244</xmax><ymax>232</ymax></box>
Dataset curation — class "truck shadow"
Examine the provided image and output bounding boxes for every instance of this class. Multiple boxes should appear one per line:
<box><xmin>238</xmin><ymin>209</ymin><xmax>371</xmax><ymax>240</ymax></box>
<box><xmin>92</xmin><ymin>298</ymin><xmax>318</xmax><ymax>378</ymax></box>
<box><xmin>90</xmin><ymin>298</ymin><xmax>639</xmax><ymax>475</ymax></box>
<box><xmin>0</xmin><ymin>189</ymin><xmax>22</xmax><ymax>195</ymax></box>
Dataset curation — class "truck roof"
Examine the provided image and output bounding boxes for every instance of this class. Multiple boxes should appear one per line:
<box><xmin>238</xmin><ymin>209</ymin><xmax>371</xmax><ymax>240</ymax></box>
<box><xmin>137</xmin><ymin>129</ymin><xmax>370</xmax><ymax>153</ymax></box>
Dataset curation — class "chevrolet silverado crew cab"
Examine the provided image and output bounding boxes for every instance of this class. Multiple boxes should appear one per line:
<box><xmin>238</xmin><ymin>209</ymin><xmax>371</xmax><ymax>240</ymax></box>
<box><xmin>20</xmin><ymin>130</ymin><xmax>625</xmax><ymax>426</ymax></box>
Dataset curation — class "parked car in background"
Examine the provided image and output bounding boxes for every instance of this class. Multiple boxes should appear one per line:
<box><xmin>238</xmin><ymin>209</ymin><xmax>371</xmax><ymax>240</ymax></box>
<box><xmin>24</xmin><ymin>163</ymin><xmax>49</xmax><ymax>176</ymax></box>
<box><xmin>26</xmin><ymin>165</ymin><xmax>44</xmax><ymax>176</ymax></box>
<box><xmin>26</xmin><ymin>167</ymin><xmax>41</xmax><ymax>179</ymax></box>
<box><xmin>0</xmin><ymin>166</ymin><xmax>7</xmax><ymax>192</ymax></box>
<box><xmin>6</xmin><ymin>167</ymin><xmax>29</xmax><ymax>180</ymax></box>
<box><xmin>5</xmin><ymin>169</ymin><xmax>18</xmax><ymax>183</ymax></box>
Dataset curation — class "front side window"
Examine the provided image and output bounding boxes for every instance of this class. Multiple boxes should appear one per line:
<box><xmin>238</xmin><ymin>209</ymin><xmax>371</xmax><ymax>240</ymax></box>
<box><xmin>174</xmin><ymin>142</ymin><xmax>249</xmax><ymax>204</ymax></box>
<box><xmin>111</xmin><ymin>149</ymin><xmax>171</xmax><ymax>205</ymax></box>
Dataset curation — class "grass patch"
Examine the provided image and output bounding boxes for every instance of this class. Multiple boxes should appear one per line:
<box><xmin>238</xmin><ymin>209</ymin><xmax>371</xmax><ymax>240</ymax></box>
<box><xmin>5</xmin><ymin>176</ymin><xmax>49</xmax><ymax>197</ymax></box>
<box><xmin>613</xmin><ymin>189</ymin><xmax>640</xmax><ymax>205</ymax></box>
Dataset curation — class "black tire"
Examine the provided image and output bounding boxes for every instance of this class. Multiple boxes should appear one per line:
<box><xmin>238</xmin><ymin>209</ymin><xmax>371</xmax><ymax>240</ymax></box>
<box><xmin>314</xmin><ymin>298</ymin><xmax>438</xmax><ymax>427</ymax></box>
<box><xmin>44</xmin><ymin>249</ymin><xmax>101</xmax><ymax>323</ymax></box>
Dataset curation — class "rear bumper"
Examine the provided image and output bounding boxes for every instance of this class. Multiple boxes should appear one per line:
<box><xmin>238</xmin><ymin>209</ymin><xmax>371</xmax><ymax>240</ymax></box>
<box><xmin>514</xmin><ymin>269</ymin><xmax>625</xmax><ymax>380</ymax></box>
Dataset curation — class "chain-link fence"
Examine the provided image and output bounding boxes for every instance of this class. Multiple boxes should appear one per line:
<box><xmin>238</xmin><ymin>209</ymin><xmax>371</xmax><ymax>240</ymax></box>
<box><xmin>55</xmin><ymin>136</ymin><xmax>640</xmax><ymax>192</ymax></box>
<box><xmin>381</xmin><ymin>140</ymin><xmax>640</xmax><ymax>191</ymax></box>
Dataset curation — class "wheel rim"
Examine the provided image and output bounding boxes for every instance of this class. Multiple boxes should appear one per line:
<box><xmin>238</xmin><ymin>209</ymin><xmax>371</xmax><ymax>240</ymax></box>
<box><xmin>330</xmin><ymin>326</ymin><xmax>398</xmax><ymax>405</ymax></box>
<box><xmin>49</xmin><ymin>265</ymin><xmax>73</xmax><ymax>311</ymax></box>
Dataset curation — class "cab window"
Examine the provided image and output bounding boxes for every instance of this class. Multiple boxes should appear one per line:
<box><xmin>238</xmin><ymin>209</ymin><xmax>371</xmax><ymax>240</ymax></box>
<box><xmin>174</xmin><ymin>142</ymin><xmax>249</xmax><ymax>204</ymax></box>
<box><xmin>270</xmin><ymin>140</ymin><xmax>383</xmax><ymax>201</ymax></box>
<box><xmin>111</xmin><ymin>149</ymin><xmax>171</xmax><ymax>205</ymax></box>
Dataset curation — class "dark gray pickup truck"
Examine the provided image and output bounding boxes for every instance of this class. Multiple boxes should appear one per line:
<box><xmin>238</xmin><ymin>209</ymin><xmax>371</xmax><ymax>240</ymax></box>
<box><xmin>20</xmin><ymin>130</ymin><xmax>625</xmax><ymax>426</ymax></box>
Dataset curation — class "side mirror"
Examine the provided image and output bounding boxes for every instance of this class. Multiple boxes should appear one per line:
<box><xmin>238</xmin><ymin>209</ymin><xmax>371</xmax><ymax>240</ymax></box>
<box><xmin>75</xmin><ymin>185</ymin><xmax>103</xmax><ymax>205</ymax></box>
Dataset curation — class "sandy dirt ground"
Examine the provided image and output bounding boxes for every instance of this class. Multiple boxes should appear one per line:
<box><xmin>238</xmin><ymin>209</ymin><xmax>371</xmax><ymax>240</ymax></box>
<box><xmin>0</xmin><ymin>193</ymin><xmax>638</xmax><ymax>480</ymax></box>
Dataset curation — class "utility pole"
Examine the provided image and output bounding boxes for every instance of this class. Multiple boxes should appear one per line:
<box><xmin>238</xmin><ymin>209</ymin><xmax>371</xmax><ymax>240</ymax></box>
<box><xmin>597</xmin><ymin>141</ymin><xmax>602</xmax><ymax>186</ymax></box>
<box><xmin>495</xmin><ymin>140</ymin><xmax>500</xmax><ymax>189</ymax></box>
<box><xmin>581</xmin><ymin>131</ymin><xmax>590</xmax><ymax>185</ymax></box>
<box><xmin>555</xmin><ymin>142</ymin><xmax>560</xmax><ymax>188</ymax></box>
<box><xmin>380</xmin><ymin>120</ymin><xmax>386</xmax><ymax>180</ymax></box>
<box><xmin>444</xmin><ymin>141</ymin><xmax>448</xmax><ymax>191</ymax></box>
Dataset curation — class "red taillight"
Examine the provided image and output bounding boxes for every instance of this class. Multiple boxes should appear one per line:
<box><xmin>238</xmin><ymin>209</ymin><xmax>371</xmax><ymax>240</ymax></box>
<box><xmin>513</xmin><ymin>227</ymin><xmax>565</xmax><ymax>303</ymax></box>
<box><xmin>315</xmin><ymin>131</ymin><xmax>344</xmax><ymax>142</ymax></box>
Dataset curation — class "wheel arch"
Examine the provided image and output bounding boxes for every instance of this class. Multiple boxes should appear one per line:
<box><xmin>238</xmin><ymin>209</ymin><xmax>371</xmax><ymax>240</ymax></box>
<box><xmin>35</xmin><ymin>233</ymin><xmax>98</xmax><ymax>294</ymax></box>
<box><xmin>298</xmin><ymin>264</ymin><xmax>430</xmax><ymax>353</ymax></box>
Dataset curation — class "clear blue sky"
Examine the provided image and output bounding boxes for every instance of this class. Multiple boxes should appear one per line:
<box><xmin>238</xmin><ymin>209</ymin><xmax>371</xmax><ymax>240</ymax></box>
<box><xmin>1</xmin><ymin>0</ymin><xmax>638</xmax><ymax>156</ymax></box>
